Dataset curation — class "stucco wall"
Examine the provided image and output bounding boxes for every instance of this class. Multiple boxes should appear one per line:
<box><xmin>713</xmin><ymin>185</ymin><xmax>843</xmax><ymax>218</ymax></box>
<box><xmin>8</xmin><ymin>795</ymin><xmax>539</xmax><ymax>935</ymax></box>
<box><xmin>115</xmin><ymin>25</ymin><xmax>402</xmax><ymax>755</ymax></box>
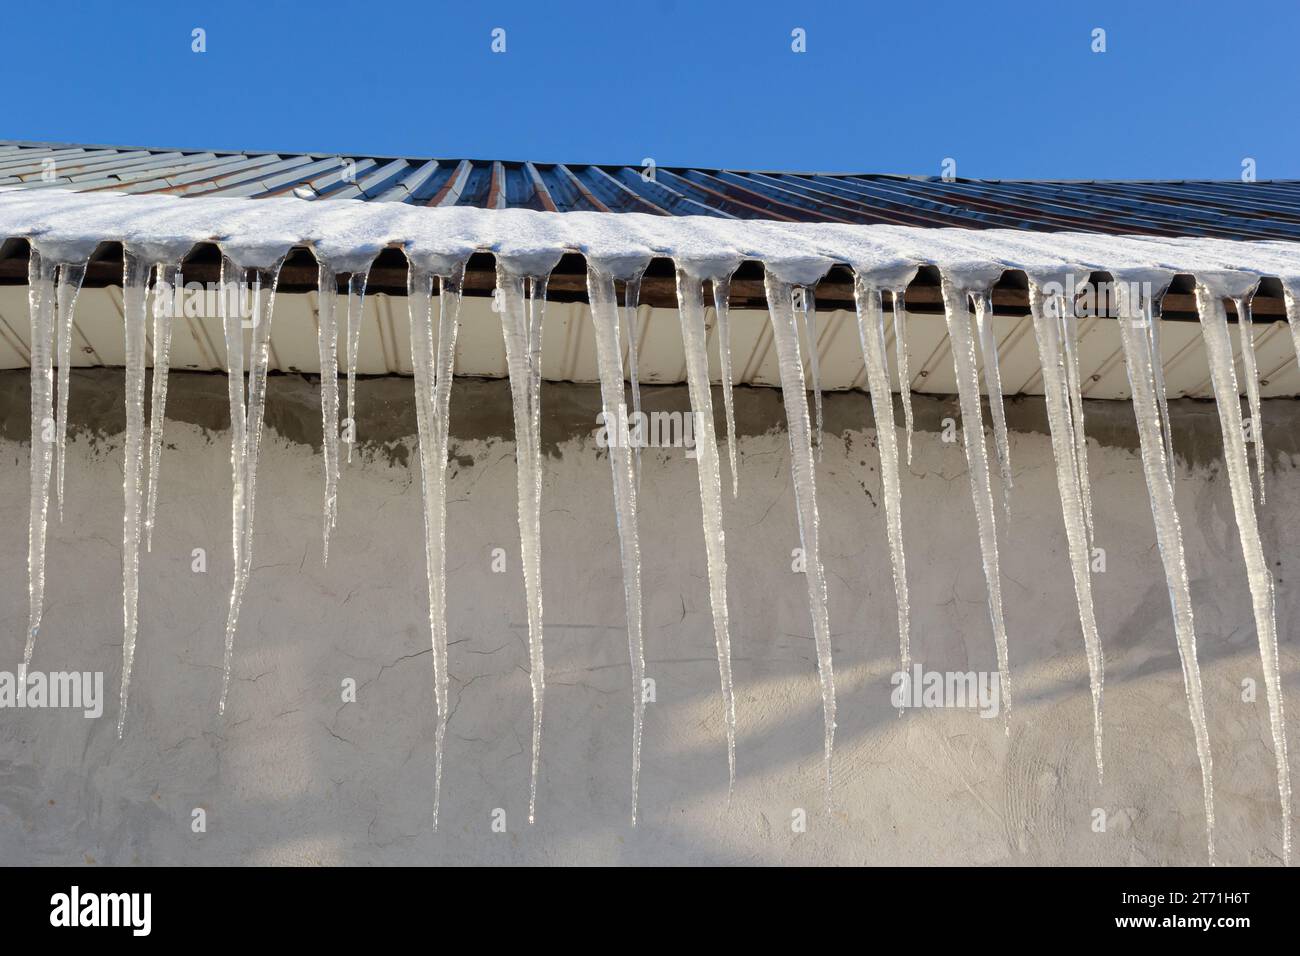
<box><xmin>1</xmin><ymin>369</ymin><xmax>1297</xmax><ymax>865</ymax></box>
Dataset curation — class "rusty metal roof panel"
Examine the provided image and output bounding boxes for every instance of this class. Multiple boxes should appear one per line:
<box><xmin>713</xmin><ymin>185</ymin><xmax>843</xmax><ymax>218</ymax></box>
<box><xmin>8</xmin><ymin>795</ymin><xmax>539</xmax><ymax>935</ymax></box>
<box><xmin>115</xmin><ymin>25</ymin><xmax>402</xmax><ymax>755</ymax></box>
<box><xmin>371</xmin><ymin>160</ymin><xmax>441</xmax><ymax>203</ymax></box>
<box><xmin>4</xmin><ymin>140</ymin><xmax>1300</xmax><ymax>241</ymax></box>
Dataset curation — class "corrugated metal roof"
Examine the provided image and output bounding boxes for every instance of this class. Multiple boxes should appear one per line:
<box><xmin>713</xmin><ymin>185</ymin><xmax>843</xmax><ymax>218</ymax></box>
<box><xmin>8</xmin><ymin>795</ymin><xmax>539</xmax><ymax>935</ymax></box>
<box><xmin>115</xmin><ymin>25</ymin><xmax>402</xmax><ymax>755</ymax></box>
<box><xmin>5</xmin><ymin>139</ymin><xmax>1300</xmax><ymax>240</ymax></box>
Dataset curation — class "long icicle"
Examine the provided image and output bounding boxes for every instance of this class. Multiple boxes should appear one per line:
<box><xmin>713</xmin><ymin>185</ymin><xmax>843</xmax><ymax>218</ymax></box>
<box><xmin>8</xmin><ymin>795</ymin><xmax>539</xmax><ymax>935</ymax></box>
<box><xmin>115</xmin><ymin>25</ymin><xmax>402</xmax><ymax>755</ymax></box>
<box><xmin>144</xmin><ymin>263</ymin><xmax>178</xmax><ymax>554</ymax></box>
<box><xmin>219</xmin><ymin>257</ymin><xmax>283</xmax><ymax>715</ymax></box>
<box><xmin>315</xmin><ymin>264</ymin><xmax>341</xmax><ymax>563</ymax></box>
<box><xmin>1196</xmin><ymin>282</ymin><xmax>1288</xmax><ymax>866</ymax></box>
<box><xmin>1113</xmin><ymin>279</ymin><xmax>1216</xmax><ymax>864</ymax></box>
<box><xmin>1232</xmin><ymin>293</ymin><xmax>1266</xmax><ymax>504</ymax></box>
<box><xmin>117</xmin><ymin>251</ymin><xmax>152</xmax><ymax>736</ymax></box>
<box><xmin>623</xmin><ymin>273</ymin><xmax>644</xmax><ymax>488</ymax></box>
<box><xmin>891</xmin><ymin>289</ymin><xmax>915</xmax><ymax>466</ymax></box>
<box><xmin>799</xmin><ymin>286</ymin><xmax>824</xmax><ymax>460</ymax></box>
<box><xmin>587</xmin><ymin>266</ymin><xmax>647</xmax><ymax>823</ymax></box>
<box><xmin>764</xmin><ymin>272</ymin><xmax>836</xmax><ymax>806</ymax></box>
<box><xmin>525</xmin><ymin>273</ymin><xmax>548</xmax><ymax>822</ymax></box>
<box><xmin>675</xmin><ymin>268</ymin><xmax>737</xmax><ymax>797</ymax></box>
<box><xmin>23</xmin><ymin>249</ymin><xmax>57</xmax><ymax>679</ymax></box>
<box><xmin>853</xmin><ymin>280</ymin><xmax>911</xmax><ymax>695</ymax></box>
<box><xmin>53</xmin><ymin>260</ymin><xmax>88</xmax><ymax>523</ymax></box>
<box><xmin>238</xmin><ymin>264</ymin><xmax>282</xmax><ymax>634</ymax></box>
<box><xmin>973</xmin><ymin>289</ymin><xmax>1013</xmax><ymax>515</ymax></box>
<box><xmin>1029</xmin><ymin>282</ymin><xmax>1105</xmax><ymax>782</ymax></box>
<box><xmin>1146</xmin><ymin>289</ymin><xmax>1177</xmax><ymax>485</ymax></box>
<box><xmin>712</xmin><ymin>276</ymin><xmax>740</xmax><ymax>498</ymax></box>
<box><xmin>409</xmin><ymin>261</ymin><xmax>464</xmax><ymax>830</ymax></box>
<box><xmin>1059</xmin><ymin>294</ymin><xmax>1094</xmax><ymax>536</ymax></box>
<box><xmin>343</xmin><ymin>268</ymin><xmax>369</xmax><ymax>464</ymax></box>
<box><xmin>496</xmin><ymin>264</ymin><xmax>548</xmax><ymax>824</ymax></box>
<box><xmin>940</xmin><ymin>277</ymin><xmax>1012</xmax><ymax>726</ymax></box>
<box><xmin>432</xmin><ymin>269</ymin><xmax>463</xmax><ymax>827</ymax></box>
<box><xmin>218</xmin><ymin>258</ymin><xmax>247</xmax><ymax>713</ymax></box>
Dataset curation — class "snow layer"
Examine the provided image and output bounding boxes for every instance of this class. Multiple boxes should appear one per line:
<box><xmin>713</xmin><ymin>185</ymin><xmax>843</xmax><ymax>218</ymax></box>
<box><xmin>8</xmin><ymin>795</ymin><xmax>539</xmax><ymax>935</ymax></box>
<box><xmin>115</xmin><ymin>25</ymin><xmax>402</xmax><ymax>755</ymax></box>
<box><xmin>3</xmin><ymin>188</ymin><xmax>1299</xmax><ymax>287</ymax></box>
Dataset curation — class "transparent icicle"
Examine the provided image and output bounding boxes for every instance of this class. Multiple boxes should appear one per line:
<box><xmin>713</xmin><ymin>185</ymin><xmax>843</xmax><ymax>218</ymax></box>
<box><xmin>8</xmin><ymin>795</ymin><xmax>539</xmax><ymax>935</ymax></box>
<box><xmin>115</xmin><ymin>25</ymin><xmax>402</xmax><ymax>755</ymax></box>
<box><xmin>218</xmin><ymin>258</ymin><xmax>283</xmax><ymax>716</ymax></box>
<box><xmin>586</xmin><ymin>267</ymin><xmax>647</xmax><ymax>823</ymax></box>
<box><xmin>525</xmin><ymin>273</ymin><xmax>548</xmax><ymax>821</ymax></box>
<box><xmin>1028</xmin><ymin>283</ymin><xmax>1105</xmax><ymax>782</ymax></box>
<box><xmin>1113</xmin><ymin>280</ymin><xmax>1216</xmax><ymax>864</ymax></box>
<box><xmin>798</xmin><ymin>286</ymin><xmax>824</xmax><ymax>460</ymax></box>
<box><xmin>675</xmin><ymin>268</ymin><xmax>737</xmax><ymax>796</ymax></box>
<box><xmin>853</xmin><ymin>280</ymin><xmax>911</xmax><ymax>693</ymax></box>
<box><xmin>891</xmin><ymin>289</ymin><xmax>915</xmax><ymax>466</ymax></box>
<box><xmin>1232</xmin><ymin>295</ymin><xmax>1266</xmax><ymax>504</ymax></box>
<box><xmin>1145</xmin><ymin>292</ymin><xmax>1177</xmax><ymax>485</ymax></box>
<box><xmin>623</xmin><ymin>274</ymin><xmax>644</xmax><ymax>487</ymax></box>
<box><xmin>764</xmin><ymin>273</ymin><xmax>836</xmax><ymax>805</ymax></box>
<box><xmin>144</xmin><ymin>264</ymin><xmax>179</xmax><ymax>554</ymax></box>
<box><xmin>1059</xmin><ymin>295</ymin><xmax>1094</xmax><ymax>536</ymax></box>
<box><xmin>940</xmin><ymin>278</ymin><xmax>1012</xmax><ymax>725</ymax></box>
<box><xmin>343</xmin><ymin>269</ymin><xmax>369</xmax><ymax>464</ymax></box>
<box><xmin>23</xmin><ymin>250</ymin><xmax>57</xmax><ymax>678</ymax></box>
<box><xmin>712</xmin><ymin>276</ymin><xmax>740</xmax><ymax>497</ymax></box>
<box><xmin>972</xmin><ymin>290</ymin><xmax>1013</xmax><ymax>514</ymax></box>
<box><xmin>53</xmin><ymin>260</ymin><xmax>87</xmax><ymax>523</ymax></box>
<box><xmin>409</xmin><ymin>263</ymin><xmax>464</xmax><ymax>830</ymax></box>
<box><xmin>219</xmin><ymin>258</ymin><xmax>248</xmax><ymax>716</ymax></box>
<box><xmin>117</xmin><ymin>252</ymin><xmax>152</xmax><ymax>737</ymax></box>
<box><xmin>315</xmin><ymin>264</ymin><xmax>341</xmax><ymax>563</ymax></box>
<box><xmin>1196</xmin><ymin>282</ymin><xmax>1288</xmax><ymax>866</ymax></box>
<box><xmin>496</xmin><ymin>265</ymin><xmax>548</xmax><ymax>824</ymax></box>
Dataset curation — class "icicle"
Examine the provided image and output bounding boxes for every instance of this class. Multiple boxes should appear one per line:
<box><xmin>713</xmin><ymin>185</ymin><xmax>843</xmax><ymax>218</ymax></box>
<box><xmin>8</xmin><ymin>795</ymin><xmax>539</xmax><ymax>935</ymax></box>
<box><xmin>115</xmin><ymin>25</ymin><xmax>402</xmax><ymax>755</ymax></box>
<box><xmin>939</xmin><ymin>277</ymin><xmax>1012</xmax><ymax>726</ymax></box>
<box><xmin>1028</xmin><ymin>283</ymin><xmax>1105</xmax><ymax>782</ymax></box>
<box><xmin>675</xmin><ymin>268</ymin><xmax>737</xmax><ymax>797</ymax></box>
<box><xmin>315</xmin><ymin>264</ymin><xmax>341</xmax><ymax>563</ymax></box>
<box><xmin>764</xmin><ymin>272</ymin><xmax>836</xmax><ymax>805</ymax></box>
<box><xmin>525</xmin><ymin>272</ymin><xmax>547</xmax><ymax>822</ymax></box>
<box><xmin>972</xmin><ymin>290</ymin><xmax>1013</xmax><ymax>514</ymax></box>
<box><xmin>586</xmin><ymin>267</ymin><xmax>647</xmax><ymax>823</ymax></box>
<box><xmin>891</xmin><ymin>289</ymin><xmax>915</xmax><ymax>466</ymax></box>
<box><xmin>117</xmin><ymin>252</ymin><xmax>152</xmax><ymax>737</ymax></box>
<box><xmin>22</xmin><ymin>249</ymin><xmax>57</xmax><ymax>679</ymax></box>
<box><xmin>143</xmin><ymin>264</ymin><xmax>178</xmax><ymax>554</ymax></box>
<box><xmin>712</xmin><ymin>276</ymin><xmax>740</xmax><ymax>498</ymax></box>
<box><xmin>1145</xmin><ymin>291</ymin><xmax>1176</xmax><ymax>485</ymax></box>
<box><xmin>1113</xmin><ymin>279</ymin><xmax>1216</xmax><ymax>864</ymax></box>
<box><xmin>1058</xmin><ymin>293</ymin><xmax>1094</xmax><ymax>536</ymax></box>
<box><xmin>53</xmin><ymin>260</ymin><xmax>87</xmax><ymax>523</ymax></box>
<box><xmin>496</xmin><ymin>264</ymin><xmax>548</xmax><ymax>824</ymax></box>
<box><xmin>343</xmin><ymin>268</ymin><xmax>369</xmax><ymax>464</ymax></box>
<box><xmin>218</xmin><ymin>257</ymin><xmax>248</xmax><ymax>715</ymax></box>
<box><xmin>409</xmin><ymin>261</ymin><xmax>464</xmax><ymax>830</ymax></box>
<box><xmin>798</xmin><ymin>286</ymin><xmax>824</xmax><ymax>460</ymax></box>
<box><xmin>218</xmin><ymin>257</ymin><xmax>284</xmax><ymax>716</ymax></box>
<box><xmin>853</xmin><ymin>279</ymin><xmax>911</xmax><ymax>699</ymax></box>
<box><xmin>1196</xmin><ymin>282</ymin><xmax>1289</xmax><ymax>866</ymax></box>
<box><xmin>623</xmin><ymin>274</ymin><xmax>644</xmax><ymax>487</ymax></box>
<box><xmin>431</xmin><ymin>270</ymin><xmax>462</xmax><ymax>827</ymax></box>
<box><xmin>1232</xmin><ymin>294</ymin><xmax>1266</xmax><ymax>504</ymax></box>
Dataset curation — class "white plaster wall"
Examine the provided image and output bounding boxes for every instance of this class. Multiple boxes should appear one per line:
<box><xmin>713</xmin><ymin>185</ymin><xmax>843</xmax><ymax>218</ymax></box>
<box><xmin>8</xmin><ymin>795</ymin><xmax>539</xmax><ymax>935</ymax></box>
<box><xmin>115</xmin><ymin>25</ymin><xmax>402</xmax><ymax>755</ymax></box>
<box><xmin>0</xmin><ymin>375</ymin><xmax>1297</xmax><ymax>865</ymax></box>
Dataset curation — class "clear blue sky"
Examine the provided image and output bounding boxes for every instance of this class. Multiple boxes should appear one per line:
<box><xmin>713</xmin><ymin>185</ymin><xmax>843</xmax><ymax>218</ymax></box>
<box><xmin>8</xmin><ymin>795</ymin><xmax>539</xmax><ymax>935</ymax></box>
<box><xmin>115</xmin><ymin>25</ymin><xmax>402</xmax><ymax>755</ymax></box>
<box><xmin>3</xmin><ymin>0</ymin><xmax>1296</xmax><ymax>179</ymax></box>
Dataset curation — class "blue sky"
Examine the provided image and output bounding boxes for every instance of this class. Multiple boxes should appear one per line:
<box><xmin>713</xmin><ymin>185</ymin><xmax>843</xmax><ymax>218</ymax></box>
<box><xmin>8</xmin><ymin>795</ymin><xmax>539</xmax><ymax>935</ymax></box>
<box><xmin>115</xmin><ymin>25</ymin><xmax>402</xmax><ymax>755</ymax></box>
<box><xmin>3</xmin><ymin>0</ymin><xmax>1296</xmax><ymax>179</ymax></box>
